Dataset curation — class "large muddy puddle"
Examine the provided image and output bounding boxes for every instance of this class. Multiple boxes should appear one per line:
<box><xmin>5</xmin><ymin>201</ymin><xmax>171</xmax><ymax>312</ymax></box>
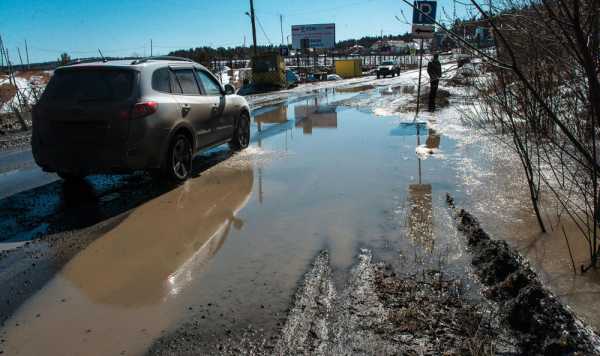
<box><xmin>1</xmin><ymin>85</ymin><xmax>598</xmax><ymax>355</ymax></box>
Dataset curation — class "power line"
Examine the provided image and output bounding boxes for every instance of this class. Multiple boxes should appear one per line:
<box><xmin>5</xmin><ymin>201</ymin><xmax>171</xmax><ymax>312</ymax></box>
<box><xmin>255</xmin><ymin>15</ymin><xmax>273</xmax><ymax>46</ymax></box>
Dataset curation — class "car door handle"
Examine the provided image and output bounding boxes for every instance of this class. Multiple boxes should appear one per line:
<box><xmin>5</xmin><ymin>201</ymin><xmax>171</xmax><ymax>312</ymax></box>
<box><xmin>211</xmin><ymin>104</ymin><xmax>219</xmax><ymax>114</ymax></box>
<box><xmin>181</xmin><ymin>104</ymin><xmax>191</xmax><ymax>116</ymax></box>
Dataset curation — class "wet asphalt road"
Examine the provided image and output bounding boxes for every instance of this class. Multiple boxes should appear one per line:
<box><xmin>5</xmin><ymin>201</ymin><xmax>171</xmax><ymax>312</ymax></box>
<box><xmin>1</xmin><ymin>72</ymin><xmax>599</xmax><ymax>355</ymax></box>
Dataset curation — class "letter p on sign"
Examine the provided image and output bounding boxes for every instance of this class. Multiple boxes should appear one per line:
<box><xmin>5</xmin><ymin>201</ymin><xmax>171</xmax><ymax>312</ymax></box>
<box><xmin>412</xmin><ymin>1</ymin><xmax>437</xmax><ymax>25</ymax></box>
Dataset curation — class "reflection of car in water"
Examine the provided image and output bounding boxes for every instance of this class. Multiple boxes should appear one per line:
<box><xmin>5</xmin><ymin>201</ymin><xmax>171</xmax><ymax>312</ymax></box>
<box><xmin>60</xmin><ymin>163</ymin><xmax>254</xmax><ymax>306</ymax></box>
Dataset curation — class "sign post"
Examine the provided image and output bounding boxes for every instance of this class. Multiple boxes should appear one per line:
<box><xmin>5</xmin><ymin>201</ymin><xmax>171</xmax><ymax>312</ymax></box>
<box><xmin>411</xmin><ymin>1</ymin><xmax>437</xmax><ymax>116</ymax></box>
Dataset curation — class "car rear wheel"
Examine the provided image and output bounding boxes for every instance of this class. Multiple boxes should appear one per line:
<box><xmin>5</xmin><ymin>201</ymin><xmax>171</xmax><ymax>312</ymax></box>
<box><xmin>166</xmin><ymin>134</ymin><xmax>193</xmax><ymax>182</ymax></box>
<box><xmin>230</xmin><ymin>112</ymin><xmax>250</xmax><ymax>151</ymax></box>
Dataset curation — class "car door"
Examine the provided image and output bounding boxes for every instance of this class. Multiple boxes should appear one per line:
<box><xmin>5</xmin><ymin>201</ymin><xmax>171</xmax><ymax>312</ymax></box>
<box><xmin>194</xmin><ymin>69</ymin><xmax>235</xmax><ymax>142</ymax></box>
<box><xmin>170</xmin><ymin>67</ymin><xmax>218</xmax><ymax>148</ymax></box>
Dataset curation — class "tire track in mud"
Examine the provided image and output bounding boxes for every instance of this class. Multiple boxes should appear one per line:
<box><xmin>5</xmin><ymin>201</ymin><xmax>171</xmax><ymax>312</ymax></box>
<box><xmin>186</xmin><ymin>249</ymin><xmax>517</xmax><ymax>356</ymax></box>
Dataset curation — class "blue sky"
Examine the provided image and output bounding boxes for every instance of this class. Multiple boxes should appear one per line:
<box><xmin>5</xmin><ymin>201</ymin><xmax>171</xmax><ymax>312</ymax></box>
<box><xmin>1</xmin><ymin>0</ymin><xmax>470</xmax><ymax>63</ymax></box>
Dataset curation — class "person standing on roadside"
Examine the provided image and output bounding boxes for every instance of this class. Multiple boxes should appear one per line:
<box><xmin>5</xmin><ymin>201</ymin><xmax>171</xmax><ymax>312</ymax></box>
<box><xmin>427</xmin><ymin>54</ymin><xmax>442</xmax><ymax>112</ymax></box>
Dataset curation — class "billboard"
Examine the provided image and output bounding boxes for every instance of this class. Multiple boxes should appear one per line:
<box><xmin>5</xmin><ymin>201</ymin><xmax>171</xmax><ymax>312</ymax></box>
<box><xmin>292</xmin><ymin>23</ymin><xmax>335</xmax><ymax>49</ymax></box>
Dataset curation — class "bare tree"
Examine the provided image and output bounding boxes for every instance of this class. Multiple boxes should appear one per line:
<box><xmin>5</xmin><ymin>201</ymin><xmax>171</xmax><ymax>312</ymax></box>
<box><xmin>463</xmin><ymin>0</ymin><xmax>600</xmax><ymax>270</ymax></box>
<box><xmin>58</xmin><ymin>52</ymin><xmax>71</xmax><ymax>65</ymax></box>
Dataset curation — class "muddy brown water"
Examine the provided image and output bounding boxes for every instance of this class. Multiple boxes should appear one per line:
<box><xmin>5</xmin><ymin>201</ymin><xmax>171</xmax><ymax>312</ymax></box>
<box><xmin>0</xmin><ymin>88</ymin><xmax>598</xmax><ymax>355</ymax></box>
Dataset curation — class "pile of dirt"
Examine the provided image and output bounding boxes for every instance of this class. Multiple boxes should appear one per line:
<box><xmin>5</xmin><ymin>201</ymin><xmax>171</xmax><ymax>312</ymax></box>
<box><xmin>0</xmin><ymin>111</ymin><xmax>31</xmax><ymax>136</ymax></box>
<box><xmin>0</xmin><ymin>83</ymin><xmax>17</xmax><ymax>105</ymax></box>
<box><xmin>186</xmin><ymin>250</ymin><xmax>517</xmax><ymax>356</ymax></box>
<box><xmin>0</xmin><ymin>130</ymin><xmax>31</xmax><ymax>150</ymax></box>
<box><xmin>399</xmin><ymin>87</ymin><xmax>451</xmax><ymax>112</ymax></box>
<box><xmin>15</xmin><ymin>70</ymin><xmax>51</xmax><ymax>84</ymax></box>
<box><xmin>446</xmin><ymin>194</ymin><xmax>600</xmax><ymax>355</ymax></box>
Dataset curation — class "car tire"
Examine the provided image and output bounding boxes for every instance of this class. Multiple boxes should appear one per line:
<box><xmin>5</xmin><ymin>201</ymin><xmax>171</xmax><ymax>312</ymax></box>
<box><xmin>165</xmin><ymin>133</ymin><xmax>193</xmax><ymax>183</ymax></box>
<box><xmin>230</xmin><ymin>112</ymin><xmax>250</xmax><ymax>151</ymax></box>
<box><xmin>57</xmin><ymin>172</ymin><xmax>86</xmax><ymax>181</ymax></box>
<box><xmin>377</xmin><ymin>74</ymin><xmax>380</xmax><ymax>79</ymax></box>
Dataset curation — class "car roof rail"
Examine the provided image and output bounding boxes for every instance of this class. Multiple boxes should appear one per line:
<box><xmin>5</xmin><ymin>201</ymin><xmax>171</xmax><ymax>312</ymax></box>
<box><xmin>131</xmin><ymin>56</ymin><xmax>193</xmax><ymax>65</ymax></box>
<box><xmin>62</xmin><ymin>57</ymin><xmax>106</xmax><ymax>66</ymax></box>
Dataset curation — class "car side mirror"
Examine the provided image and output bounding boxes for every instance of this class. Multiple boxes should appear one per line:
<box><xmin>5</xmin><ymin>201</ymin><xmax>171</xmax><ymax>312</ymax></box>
<box><xmin>224</xmin><ymin>84</ymin><xmax>235</xmax><ymax>95</ymax></box>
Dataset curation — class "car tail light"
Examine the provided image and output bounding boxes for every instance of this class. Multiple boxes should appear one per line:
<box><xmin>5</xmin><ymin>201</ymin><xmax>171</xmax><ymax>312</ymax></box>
<box><xmin>130</xmin><ymin>101</ymin><xmax>159</xmax><ymax>119</ymax></box>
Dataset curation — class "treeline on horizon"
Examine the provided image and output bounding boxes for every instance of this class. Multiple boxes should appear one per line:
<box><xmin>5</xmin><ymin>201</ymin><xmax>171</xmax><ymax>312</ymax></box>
<box><xmin>2</xmin><ymin>14</ymin><xmax>492</xmax><ymax>70</ymax></box>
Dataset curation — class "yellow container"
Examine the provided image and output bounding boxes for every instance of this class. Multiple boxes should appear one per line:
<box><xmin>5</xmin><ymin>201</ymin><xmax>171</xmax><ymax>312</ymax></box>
<box><xmin>335</xmin><ymin>59</ymin><xmax>362</xmax><ymax>78</ymax></box>
<box><xmin>251</xmin><ymin>53</ymin><xmax>287</xmax><ymax>89</ymax></box>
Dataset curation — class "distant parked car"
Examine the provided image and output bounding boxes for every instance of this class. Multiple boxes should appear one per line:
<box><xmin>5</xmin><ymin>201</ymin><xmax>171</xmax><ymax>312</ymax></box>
<box><xmin>377</xmin><ymin>61</ymin><xmax>400</xmax><ymax>79</ymax></box>
<box><xmin>32</xmin><ymin>56</ymin><xmax>251</xmax><ymax>182</ymax></box>
<box><xmin>286</xmin><ymin>69</ymin><xmax>299</xmax><ymax>87</ymax></box>
<box><xmin>327</xmin><ymin>74</ymin><xmax>343</xmax><ymax>81</ymax></box>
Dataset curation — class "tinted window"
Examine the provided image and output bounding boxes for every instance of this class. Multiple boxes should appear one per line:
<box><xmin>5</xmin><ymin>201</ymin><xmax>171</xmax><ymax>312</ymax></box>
<box><xmin>170</xmin><ymin>71</ymin><xmax>183</xmax><ymax>94</ymax></box>
<box><xmin>43</xmin><ymin>69</ymin><xmax>134</xmax><ymax>102</ymax></box>
<box><xmin>152</xmin><ymin>68</ymin><xmax>171</xmax><ymax>93</ymax></box>
<box><xmin>196</xmin><ymin>70</ymin><xmax>222</xmax><ymax>96</ymax></box>
<box><xmin>173</xmin><ymin>69</ymin><xmax>200</xmax><ymax>95</ymax></box>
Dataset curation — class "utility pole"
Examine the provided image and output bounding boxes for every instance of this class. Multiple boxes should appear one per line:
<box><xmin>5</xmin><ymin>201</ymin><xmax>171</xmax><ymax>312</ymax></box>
<box><xmin>150</xmin><ymin>39</ymin><xmax>153</xmax><ymax>56</ymax></box>
<box><xmin>280</xmin><ymin>14</ymin><xmax>284</xmax><ymax>46</ymax></box>
<box><xmin>249</xmin><ymin>0</ymin><xmax>258</xmax><ymax>56</ymax></box>
<box><xmin>24</xmin><ymin>39</ymin><xmax>30</xmax><ymax>69</ymax></box>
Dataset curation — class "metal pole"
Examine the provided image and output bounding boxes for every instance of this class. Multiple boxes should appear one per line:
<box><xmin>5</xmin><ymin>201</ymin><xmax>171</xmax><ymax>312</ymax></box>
<box><xmin>0</xmin><ymin>35</ymin><xmax>5</xmax><ymax>69</ymax></box>
<box><xmin>280</xmin><ymin>14</ymin><xmax>284</xmax><ymax>46</ymax></box>
<box><xmin>150</xmin><ymin>39</ymin><xmax>153</xmax><ymax>56</ymax></box>
<box><xmin>415</xmin><ymin>38</ymin><xmax>424</xmax><ymax>116</ymax></box>
<box><xmin>17</xmin><ymin>47</ymin><xmax>24</xmax><ymax>67</ymax></box>
<box><xmin>249</xmin><ymin>0</ymin><xmax>258</xmax><ymax>56</ymax></box>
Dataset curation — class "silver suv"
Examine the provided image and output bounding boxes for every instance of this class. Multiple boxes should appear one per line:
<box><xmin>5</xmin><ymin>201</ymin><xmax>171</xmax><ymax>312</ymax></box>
<box><xmin>32</xmin><ymin>56</ymin><xmax>251</xmax><ymax>182</ymax></box>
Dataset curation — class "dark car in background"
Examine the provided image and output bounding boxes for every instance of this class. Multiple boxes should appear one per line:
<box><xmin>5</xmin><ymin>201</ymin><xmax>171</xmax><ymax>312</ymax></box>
<box><xmin>32</xmin><ymin>56</ymin><xmax>251</xmax><ymax>182</ymax></box>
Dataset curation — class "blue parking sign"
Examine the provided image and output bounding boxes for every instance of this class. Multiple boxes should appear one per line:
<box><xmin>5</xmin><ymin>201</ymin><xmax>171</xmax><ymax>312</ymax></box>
<box><xmin>412</xmin><ymin>1</ymin><xmax>437</xmax><ymax>25</ymax></box>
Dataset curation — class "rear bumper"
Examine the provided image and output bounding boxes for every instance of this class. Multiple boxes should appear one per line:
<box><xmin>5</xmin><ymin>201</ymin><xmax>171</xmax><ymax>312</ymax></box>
<box><xmin>32</xmin><ymin>128</ymin><xmax>170</xmax><ymax>175</ymax></box>
<box><xmin>377</xmin><ymin>68</ymin><xmax>397</xmax><ymax>75</ymax></box>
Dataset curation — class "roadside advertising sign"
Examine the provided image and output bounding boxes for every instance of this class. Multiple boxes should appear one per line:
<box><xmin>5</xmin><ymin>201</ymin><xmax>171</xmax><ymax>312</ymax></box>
<box><xmin>291</xmin><ymin>24</ymin><xmax>336</xmax><ymax>49</ymax></box>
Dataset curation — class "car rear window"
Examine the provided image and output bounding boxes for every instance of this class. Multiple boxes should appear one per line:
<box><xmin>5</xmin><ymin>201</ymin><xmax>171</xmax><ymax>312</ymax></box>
<box><xmin>43</xmin><ymin>68</ymin><xmax>135</xmax><ymax>103</ymax></box>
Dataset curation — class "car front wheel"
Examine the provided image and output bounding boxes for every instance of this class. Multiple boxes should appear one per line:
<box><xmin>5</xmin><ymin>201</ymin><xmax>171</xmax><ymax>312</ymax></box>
<box><xmin>230</xmin><ymin>112</ymin><xmax>250</xmax><ymax>151</ymax></box>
